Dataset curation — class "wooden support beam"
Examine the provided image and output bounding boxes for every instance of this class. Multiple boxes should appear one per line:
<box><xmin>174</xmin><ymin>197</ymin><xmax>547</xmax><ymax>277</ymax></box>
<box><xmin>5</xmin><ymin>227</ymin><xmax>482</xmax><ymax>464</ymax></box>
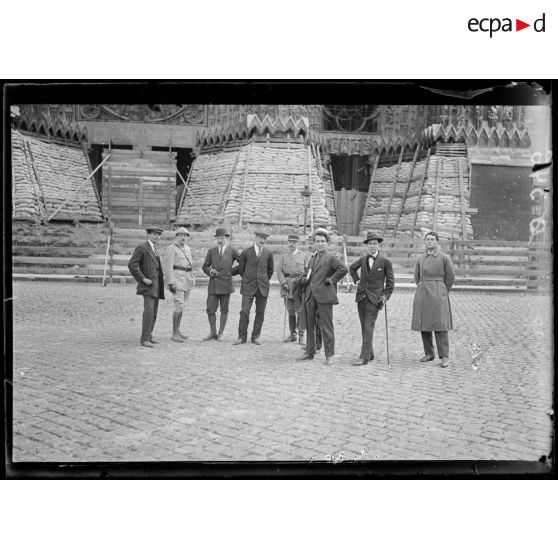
<box><xmin>393</xmin><ymin>144</ymin><xmax>420</xmax><ymax>237</ymax></box>
<box><xmin>362</xmin><ymin>155</ymin><xmax>379</xmax><ymax>233</ymax></box>
<box><xmin>219</xmin><ymin>148</ymin><xmax>241</xmax><ymax>218</ymax></box>
<box><xmin>382</xmin><ymin>148</ymin><xmax>404</xmax><ymax>236</ymax></box>
<box><xmin>176</xmin><ymin>162</ymin><xmax>209</xmax><ymax>224</ymax></box>
<box><xmin>433</xmin><ymin>159</ymin><xmax>441</xmax><ymax>231</ymax></box>
<box><xmin>307</xmin><ymin>144</ymin><xmax>314</xmax><ymax>235</ymax></box>
<box><xmin>239</xmin><ymin>141</ymin><xmax>253</xmax><ymax>227</ymax></box>
<box><xmin>458</xmin><ymin>157</ymin><xmax>468</xmax><ymax>240</ymax></box>
<box><xmin>166</xmin><ymin>176</ymin><xmax>171</xmax><ymax>229</ymax></box>
<box><xmin>138</xmin><ymin>178</ymin><xmax>144</xmax><ymax>226</ymax></box>
<box><xmin>410</xmin><ymin>148</ymin><xmax>431</xmax><ymax>237</ymax></box>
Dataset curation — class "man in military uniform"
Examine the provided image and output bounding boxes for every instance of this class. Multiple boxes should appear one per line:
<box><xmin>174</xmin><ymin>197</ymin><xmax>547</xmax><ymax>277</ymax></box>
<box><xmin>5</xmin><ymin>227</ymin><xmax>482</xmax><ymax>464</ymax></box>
<box><xmin>128</xmin><ymin>226</ymin><xmax>165</xmax><ymax>348</ymax></box>
<box><xmin>201</xmin><ymin>227</ymin><xmax>240</xmax><ymax>341</ymax></box>
<box><xmin>276</xmin><ymin>233</ymin><xmax>309</xmax><ymax>343</ymax></box>
<box><xmin>162</xmin><ymin>227</ymin><xmax>195</xmax><ymax>343</ymax></box>
<box><xmin>234</xmin><ymin>231</ymin><xmax>274</xmax><ymax>345</ymax></box>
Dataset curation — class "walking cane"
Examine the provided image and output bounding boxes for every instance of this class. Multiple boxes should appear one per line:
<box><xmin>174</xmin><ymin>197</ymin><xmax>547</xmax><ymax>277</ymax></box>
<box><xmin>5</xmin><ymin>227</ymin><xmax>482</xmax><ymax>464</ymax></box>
<box><xmin>384</xmin><ymin>302</ymin><xmax>390</xmax><ymax>365</ymax></box>
<box><xmin>282</xmin><ymin>293</ymin><xmax>287</xmax><ymax>341</ymax></box>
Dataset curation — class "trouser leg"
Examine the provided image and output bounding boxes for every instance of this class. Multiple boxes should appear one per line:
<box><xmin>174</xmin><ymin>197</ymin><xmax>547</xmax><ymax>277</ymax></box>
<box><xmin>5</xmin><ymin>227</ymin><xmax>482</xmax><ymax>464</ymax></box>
<box><xmin>434</xmin><ymin>331</ymin><xmax>449</xmax><ymax>358</ymax></box>
<box><xmin>359</xmin><ymin>299</ymin><xmax>379</xmax><ymax>361</ymax></box>
<box><xmin>252</xmin><ymin>289</ymin><xmax>268</xmax><ymax>339</ymax></box>
<box><xmin>141</xmin><ymin>295</ymin><xmax>156</xmax><ymax>343</ymax></box>
<box><xmin>317</xmin><ymin>302</ymin><xmax>334</xmax><ymax>357</ymax></box>
<box><xmin>218</xmin><ymin>294</ymin><xmax>230</xmax><ymax>335</ymax></box>
<box><xmin>421</xmin><ymin>331</ymin><xmax>435</xmax><ymax>357</ymax></box>
<box><xmin>206</xmin><ymin>294</ymin><xmax>219</xmax><ymax>334</ymax></box>
<box><xmin>315</xmin><ymin>310</ymin><xmax>323</xmax><ymax>350</ymax></box>
<box><xmin>238</xmin><ymin>294</ymin><xmax>254</xmax><ymax>341</ymax></box>
<box><xmin>304</xmin><ymin>294</ymin><xmax>318</xmax><ymax>356</ymax></box>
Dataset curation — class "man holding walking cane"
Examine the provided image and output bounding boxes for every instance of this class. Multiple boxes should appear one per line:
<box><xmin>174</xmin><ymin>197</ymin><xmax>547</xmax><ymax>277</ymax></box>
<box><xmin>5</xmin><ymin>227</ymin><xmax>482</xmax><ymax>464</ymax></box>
<box><xmin>349</xmin><ymin>232</ymin><xmax>394</xmax><ymax>366</ymax></box>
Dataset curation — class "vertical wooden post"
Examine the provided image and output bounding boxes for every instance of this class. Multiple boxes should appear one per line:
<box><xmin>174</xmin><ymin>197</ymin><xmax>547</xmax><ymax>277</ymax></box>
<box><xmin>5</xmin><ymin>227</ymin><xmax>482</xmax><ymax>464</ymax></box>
<box><xmin>433</xmin><ymin>159</ymin><xmax>441</xmax><ymax>232</ymax></box>
<box><xmin>307</xmin><ymin>145</ymin><xmax>314</xmax><ymax>235</ymax></box>
<box><xmin>457</xmin><ymin>157</ymin><xmax>467</xmax><ymax>240</ymax></box>
<box><xmin>108</xmin><ymin>166</ymin><xmax>113</xmax><ymax>226</ymax></box>
<box><xmin>138</xmin><ymin>177</ymin><xmax>144</xmax><ymax>226</ymax></box>
<box><xmin>362</xmin><ymin>154</ymin><xmax>379</xmax><ymax>233</ymax></box>
<box><xmin>166</xmin><ymin>176</ymin><xmax>171</xmax><ymax>229</ymax></box>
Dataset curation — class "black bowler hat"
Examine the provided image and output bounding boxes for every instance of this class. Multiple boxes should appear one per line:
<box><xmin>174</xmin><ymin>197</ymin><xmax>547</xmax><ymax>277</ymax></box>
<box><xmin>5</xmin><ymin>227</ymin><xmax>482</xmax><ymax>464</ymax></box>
<box><xmin>146</xmin><ymin>227</ymin><xmax>164</xmax><ymax>234</ymax></box>
<box><xmin>287</xmin><ymin>234</ymin><xmax>300</xmax><ymax>242</ymax></box>
<box><xmin>214</xmin><ymin>227</ymin><xmax>230</xmax><ymax>237</ymax></box>
<box><xmin>363</xmin><ymin>231</ymin><xmax>383</xmax><ymax>244</ymax></box>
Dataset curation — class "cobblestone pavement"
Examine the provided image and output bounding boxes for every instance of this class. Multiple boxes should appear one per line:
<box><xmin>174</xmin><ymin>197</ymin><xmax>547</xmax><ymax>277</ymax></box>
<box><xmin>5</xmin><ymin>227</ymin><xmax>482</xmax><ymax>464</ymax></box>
<box><xmin>9</xmin><ymin>281</ymin><xmax>554</xmax><ymax>463</ymax></box>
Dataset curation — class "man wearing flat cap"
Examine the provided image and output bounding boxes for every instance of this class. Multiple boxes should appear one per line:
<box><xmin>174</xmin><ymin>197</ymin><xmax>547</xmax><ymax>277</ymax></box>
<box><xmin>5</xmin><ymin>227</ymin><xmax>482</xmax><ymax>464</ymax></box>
<box><xmin>163</xmin><ymin>227</ymin><xmax>195</xmax><ymax>342</ymax></box>
<box><xmin>234</xmin><ymin>231</ymin><xmax>274</xmax><ymax>345</ymax></box>
<box><xmin>349</xmin><ymin>232</ymin><xmax>394</xmax><ymax>365</ymax></box>
<box><xmin>128</xmin><ymin>227</ymin><xmax>165</xmax><ymax>348</ymax></box>
<box><xmin>297</xmin><ymin>228</ymin><xmax>347</xmax><ymax>366</ymax></box>
<box><xmin>201</xmin><ymin>227</ymin><xmax>241</xmax><ymax>340</ymax></box>
<box><xmin>276</xmin><ymin>233</ymin><xmax>310</xmax><ymax>343</ymax></box>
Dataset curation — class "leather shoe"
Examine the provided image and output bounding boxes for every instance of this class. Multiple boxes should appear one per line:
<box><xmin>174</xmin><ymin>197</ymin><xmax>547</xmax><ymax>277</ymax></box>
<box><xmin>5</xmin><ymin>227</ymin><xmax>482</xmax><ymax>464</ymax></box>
<box><xmin>178</xmin><ymin>332</ymin><xmax>188</xmax><ymax>340</ymax></box>
<box><xmin>233</xmin><ymin>338</ymin><xmax>246</xmax><ymax>345</ymax></box>
<box><xmin>440</xmin><ymin>357</ymin><xmax>449</xmax><ymax>368</ymax></box>
<box><xmin>149</xmin><ymin>337</ymin><xmax>159</xmax><ymax>344</ymax></box>
<box><xmin>216</xmin><ymin>333</ymin><xmax>224</xmax><ymax>341</ymax></box>
<box><xmin>325</xmin><ymin>356</ymin><xmax>334</xmax><ymax>366</ymax></box>
<box><xmin>171</xmin><ymin>334</ymin><xmax>184</xmax><ymax>343</ymax></box>
<box><xmin>420</xmin><ymin>355</ymin><xmax>435</xmax><ymax>362</ymax></box>
<box><xmin>140</xmin><ymin>341</ymin><xmax>154</xmax><ymax>348</ymax></box>
<box><xmin>283</xmin><ymin>333</ymin><xmax>297</xmax><ymax>343</ymax></box>
<box><xmin>251</xmin><ymin>337</ymin><xmax>262</xmax><ymax>345</ymax></box>
<box><xmin>203</xmin><ymin>333</ymin><xmax>217</xmax><ymax>341</ymax></box>
<box><xmin>352</xmin><ymin>358</ymin><xmax>368</xmax><ymax>366</ymax></box>
<box><xmin>296</xmin><ymin>353</ymin><xmax>314</xmax><ymax>361</ymax></box>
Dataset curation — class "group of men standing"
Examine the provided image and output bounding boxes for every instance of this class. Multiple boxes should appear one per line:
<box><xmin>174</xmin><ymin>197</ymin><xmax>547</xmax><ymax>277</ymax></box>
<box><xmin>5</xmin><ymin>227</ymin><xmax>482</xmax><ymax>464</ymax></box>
<box><xmin>128</xmin><ymin>227</ymin><xmax>455</xmax><ymax>368</ymax></box>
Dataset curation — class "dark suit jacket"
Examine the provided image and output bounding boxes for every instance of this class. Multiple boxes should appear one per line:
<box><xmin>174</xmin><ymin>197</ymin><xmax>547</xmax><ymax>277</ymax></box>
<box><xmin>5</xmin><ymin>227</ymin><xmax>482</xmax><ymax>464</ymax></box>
<box><xmin>305</xmin><ymin>251</ymin><xmax>348</xmax><ymax>304</ymax></box>
<box><xmin>349</xmin><ymin>253</ymin><xmax>394</xmax><ymax>305</ymax></box>
<box><xmin>238</xmin><ymin>245</ymin><xmax>274</xmax><ymax>297</ymax></box>
<box><xmin>128</xmin><ymin>241</ymin><xmax>165</xmax><ymax>299</ymax></box>
<box><xmin>202</xmin><ymin>245</ymin><xmax>241</xmax><ymax>295</ymax></box>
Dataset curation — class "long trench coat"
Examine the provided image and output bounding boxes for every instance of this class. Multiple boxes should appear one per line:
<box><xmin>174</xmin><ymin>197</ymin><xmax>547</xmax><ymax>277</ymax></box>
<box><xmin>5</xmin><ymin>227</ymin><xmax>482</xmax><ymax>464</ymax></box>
<box><xmin>411</xmin><ymin>249</ymin><xmax>455</xmax><ymax>332</ymax></box>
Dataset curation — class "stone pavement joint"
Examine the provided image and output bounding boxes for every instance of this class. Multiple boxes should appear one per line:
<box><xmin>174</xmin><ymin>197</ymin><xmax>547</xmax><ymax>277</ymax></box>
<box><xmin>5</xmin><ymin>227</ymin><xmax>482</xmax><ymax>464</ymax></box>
<box><xmin>9</xmin><ymin>281</ymin><xmax>553</xmax><ymax>462</ymax></box>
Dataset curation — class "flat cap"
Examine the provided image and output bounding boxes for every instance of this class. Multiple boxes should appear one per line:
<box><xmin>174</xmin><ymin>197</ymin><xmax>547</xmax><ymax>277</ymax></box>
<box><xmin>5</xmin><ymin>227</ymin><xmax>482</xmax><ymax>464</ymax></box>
<box><xmin>254</xmin><ymin>230</ymin><xmax>270</xmax><ymax>239</ymax></box>
<box><xmin>146</xmin><ymin>227</ymin><xmax>164</xmax><ymax>234</ymax></box>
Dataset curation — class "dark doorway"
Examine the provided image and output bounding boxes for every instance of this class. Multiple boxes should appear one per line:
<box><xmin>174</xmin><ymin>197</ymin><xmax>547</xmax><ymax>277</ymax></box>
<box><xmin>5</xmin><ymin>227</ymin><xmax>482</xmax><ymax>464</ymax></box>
<box><xmin>330</xmin><ymin>154</ymin><xmax>370</xmax><ymax>235</ymax></box>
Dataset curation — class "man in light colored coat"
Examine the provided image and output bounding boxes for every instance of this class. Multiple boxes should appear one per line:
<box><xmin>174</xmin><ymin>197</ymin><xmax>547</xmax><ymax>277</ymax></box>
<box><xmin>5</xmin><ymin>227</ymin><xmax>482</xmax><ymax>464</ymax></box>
<box><xmin>234</xmin><ymin>231</ymin><xmax>274</xmax><ymax>345</ymax></box>
<box><xmin>349</xmin><ymin>232</ymin><xmax>394</xmax><ymax>365</ymax></box>
<box><xmin>201</xmin><ymin>227</ymin><xmax>240</xmax><ymax>340</ymax></box>
<box><xmin>296</xmin><ymin>228</ymin><xmax>347</xmax><ymax>366</ymax></box>
<box><xmin>128</xmin><ymin>226</ymin><xmax>165</xmax><ymax>348</ymax></box>
<box><xmin>276</xmin><ymin>233</ymin><xmax>310</xmax><ymax>343</ymax></box>
<box><xmin>163</xmin><ymin>227</ymin><xmax>195</xmax><ymax>342</ymax></box>
<box><xmin>411</xmin><ymin>231</ymin><xmax>455</xmax><ymax>368</ymax></box>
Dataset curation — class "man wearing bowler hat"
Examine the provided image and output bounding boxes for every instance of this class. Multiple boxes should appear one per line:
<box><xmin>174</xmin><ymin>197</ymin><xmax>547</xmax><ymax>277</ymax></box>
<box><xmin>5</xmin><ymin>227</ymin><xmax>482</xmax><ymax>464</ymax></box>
<box><xmin>201</xmin><ymin>227</ymin><xmax>241</xmax><ymax>340</ymax></box>
<box><xmin>349</xmin><ymin>232</ymin><xmax>394</xmax><ymax>365</ymax></box>
<box><xmin>296</xmin><ymin>228</ymin><xmax>347</xmax><ymax>366</ymax></box>
<box><xmin>234</xmin><ymin>231</ymin><xmax>274</xmax><ymax>345</ymax></box>
<box><xmin>128</xmin><ymin>226</ymin><xmax>165</xmax><ymax>348</ymax></box>
<box><xmin>163</xmin><ymin>227</ymin><xmax>195</xmax><ymax>343</ymax></box>
<box><xmin>276</xmin><ymin>233</ymin><xmax>310</xmax><ymax>343</ymax></box>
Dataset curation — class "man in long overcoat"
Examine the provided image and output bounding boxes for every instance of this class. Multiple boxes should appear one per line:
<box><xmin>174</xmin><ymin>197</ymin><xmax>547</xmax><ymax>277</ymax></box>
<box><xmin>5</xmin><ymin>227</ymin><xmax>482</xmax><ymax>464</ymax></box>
<box><xmin>296</xmin><ymin>228</ymin><xmax>347</xmax><ymax>366</ymax></box>
<box><xmin>162</xmin><ymin>227</ymin><xmax>195</xmax><ymax>343</ymax></box>
<box><xmin>128</xmin><ymin>226</ymin><xmax>165</xmax><ymax>348</ymax></box>
<box><xmin>201</xmin><ymin>227</ymin><xmax>240</xmax><ymax>340</ymax></box>
<box><xmin>349</xmin><ymin>232</ymin><xmax>395</xmax><ymax>365</ymax></box>
<box><xmin>234</xmin><ymin>231</ymin><xmax>274</xmax><ymax>345</ymax></box>
<box><xmin>411</xmin><ymin>231</ymin><xmax>455</xmax><ymax>367</ymax></box>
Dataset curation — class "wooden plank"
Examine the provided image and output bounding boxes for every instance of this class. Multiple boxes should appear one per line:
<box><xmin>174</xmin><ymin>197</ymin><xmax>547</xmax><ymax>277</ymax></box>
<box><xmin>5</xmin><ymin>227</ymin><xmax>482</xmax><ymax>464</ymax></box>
<box><xmin>457</xmin><ymin>157</ymin><xmax>468</xmax><ymax>239</ymax></box>
<box><xmin>410</xmin><ymin>148</ymin><xmax>431</xmax><ymax>237</ymax></box>
<box><xmin>138</xmin><ymin>178</ymin><xmax>144</xmax><ymax>226</ymax></box>
<box><xmin>361</xmin><ymin>154</ymin><xmax>379</xmax><ymax>233</ymax></box>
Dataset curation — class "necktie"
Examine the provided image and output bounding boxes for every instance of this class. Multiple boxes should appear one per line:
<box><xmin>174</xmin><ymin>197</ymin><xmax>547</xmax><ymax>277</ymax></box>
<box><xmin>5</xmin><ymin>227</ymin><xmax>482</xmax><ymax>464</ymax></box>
<box><xmin>219</xmin><ymin>247</ymin><xmax>223</xmax><ymax>258</ymax></box>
